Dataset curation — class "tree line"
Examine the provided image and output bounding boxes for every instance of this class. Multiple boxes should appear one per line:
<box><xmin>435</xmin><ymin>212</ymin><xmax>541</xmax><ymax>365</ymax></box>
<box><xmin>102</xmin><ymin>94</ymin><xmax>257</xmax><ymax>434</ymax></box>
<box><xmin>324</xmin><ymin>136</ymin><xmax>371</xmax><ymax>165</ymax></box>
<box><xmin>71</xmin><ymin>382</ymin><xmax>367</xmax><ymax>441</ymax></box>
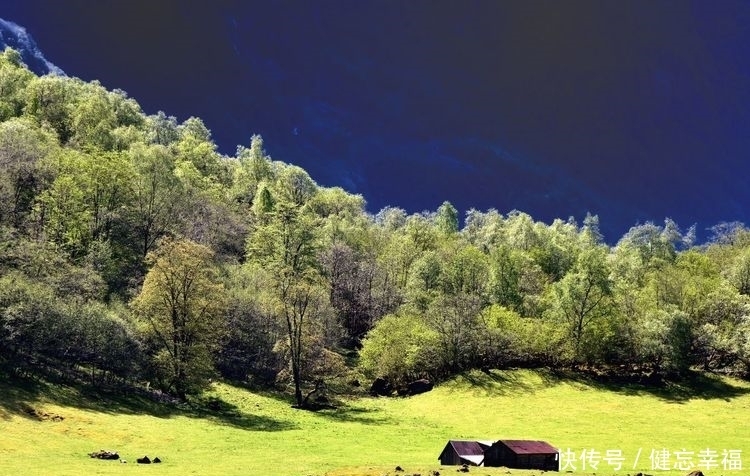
<box><xmin>1</xmin><ymin>48</ymin><xmax>749</xmax><ymax>404</ymax></box>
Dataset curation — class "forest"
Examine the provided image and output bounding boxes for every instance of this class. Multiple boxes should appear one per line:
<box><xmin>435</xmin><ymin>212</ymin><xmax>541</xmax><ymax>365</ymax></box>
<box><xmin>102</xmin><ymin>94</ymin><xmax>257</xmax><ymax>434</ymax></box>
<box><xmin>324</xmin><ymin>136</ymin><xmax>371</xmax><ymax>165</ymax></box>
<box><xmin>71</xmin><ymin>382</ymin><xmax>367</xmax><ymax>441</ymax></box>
<box><xmin>1</xmin><ymin>46</ymin><xmax>750</xmax><ymax>406</ymax></box>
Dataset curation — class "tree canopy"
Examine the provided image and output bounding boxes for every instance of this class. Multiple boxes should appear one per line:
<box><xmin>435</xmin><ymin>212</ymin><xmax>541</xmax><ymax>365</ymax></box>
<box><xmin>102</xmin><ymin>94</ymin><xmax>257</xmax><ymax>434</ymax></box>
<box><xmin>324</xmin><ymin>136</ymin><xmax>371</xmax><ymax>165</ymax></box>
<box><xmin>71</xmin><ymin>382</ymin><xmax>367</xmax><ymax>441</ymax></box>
<box><xmin>2</xmin><ymin>47</ymin><xmax>750</xmax><ymax>403</ymax></box>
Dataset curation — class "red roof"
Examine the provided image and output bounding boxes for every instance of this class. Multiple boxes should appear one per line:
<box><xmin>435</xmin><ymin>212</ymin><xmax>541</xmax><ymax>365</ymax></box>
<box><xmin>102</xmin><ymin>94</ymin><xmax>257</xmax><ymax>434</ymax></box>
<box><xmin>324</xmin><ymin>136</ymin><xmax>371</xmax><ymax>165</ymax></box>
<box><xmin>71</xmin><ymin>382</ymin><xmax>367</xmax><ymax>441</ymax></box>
<box><xmin>448</xmin><ymin>440</ymin><xmax>485</xmax><ymax>456</ymax></box>
<box><xmin>497</xmin><ymin>440</ymin><xmax>558</xmax><ymax>455</ymax></box>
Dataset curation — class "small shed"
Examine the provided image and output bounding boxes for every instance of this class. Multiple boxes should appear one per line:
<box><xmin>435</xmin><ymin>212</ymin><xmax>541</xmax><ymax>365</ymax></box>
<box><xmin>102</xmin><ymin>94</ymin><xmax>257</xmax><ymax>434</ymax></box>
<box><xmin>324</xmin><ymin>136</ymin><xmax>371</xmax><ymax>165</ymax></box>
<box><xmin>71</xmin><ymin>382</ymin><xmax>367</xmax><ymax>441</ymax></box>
<box><xmin>437</xmin><ymin>440</ymin><xmax>490</xmax><ymax>466</ymax></box>
<box><xmin>484</xmin><ymin>440</ymin><xmax>559</xmax><ymax>471</ymax></box>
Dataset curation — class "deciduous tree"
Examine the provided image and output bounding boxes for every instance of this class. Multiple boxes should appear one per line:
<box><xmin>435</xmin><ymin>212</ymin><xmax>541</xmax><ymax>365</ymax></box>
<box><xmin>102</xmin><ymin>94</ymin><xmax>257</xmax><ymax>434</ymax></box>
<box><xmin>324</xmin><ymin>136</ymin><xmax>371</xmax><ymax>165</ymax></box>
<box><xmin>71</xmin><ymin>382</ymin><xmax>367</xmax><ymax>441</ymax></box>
<box><xmin>133</xmin><ymin>239</ymin><xmax>226</xmax><ymax>398</ymax></box>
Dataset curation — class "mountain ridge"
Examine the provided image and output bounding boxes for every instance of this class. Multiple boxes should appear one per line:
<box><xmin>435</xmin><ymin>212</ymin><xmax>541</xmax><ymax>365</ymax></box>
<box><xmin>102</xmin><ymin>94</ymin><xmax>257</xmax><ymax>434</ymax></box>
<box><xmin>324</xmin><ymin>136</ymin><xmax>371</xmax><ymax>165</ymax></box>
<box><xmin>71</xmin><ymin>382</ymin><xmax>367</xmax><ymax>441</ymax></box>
<box><xmin>0</xmin><ymin>17</ymin><xmax>63</xmax><ymax>76</ymax></box>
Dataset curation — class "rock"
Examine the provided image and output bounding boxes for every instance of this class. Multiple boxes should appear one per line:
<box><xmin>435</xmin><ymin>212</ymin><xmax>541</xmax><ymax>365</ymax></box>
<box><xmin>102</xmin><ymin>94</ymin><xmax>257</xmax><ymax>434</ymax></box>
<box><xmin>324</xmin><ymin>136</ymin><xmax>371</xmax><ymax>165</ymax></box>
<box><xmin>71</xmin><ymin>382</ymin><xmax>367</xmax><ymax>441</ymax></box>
<box><xmin>153</xmin><ymin>457</ymin><xmax>161</xmax><ymax>463</ymax></box>
<box><xmin>395</xmin><ymin>465</ymin><xmax>404</xmax><ymax>471</ymax></box>
<box><xmin>370</xmin><ymin>377</ymin><xmax>393</xmax><ymax>396</ymax></box>
<box><xmin>686</xmin><ymin>472</ymin><xmax>704</xmax><ymax>476</ymax></box>
<box><xmin>458</xmin><ymin>463</ymin><xmax>470</xmax><ymax>472</ymax></box>
<box><xmin>136</xmin><ymin>456</ymin><xmax>151</xmax><ymax>464</ymax></box>
<box><xmin>406</xmin><ymin>379</ymin><xmax>434</xmax><ymax>396</ymax></box>
<box><xmin>88</xmin><ymin>450</ymin><xmax>119</xmax><ymax>460</ymax></box>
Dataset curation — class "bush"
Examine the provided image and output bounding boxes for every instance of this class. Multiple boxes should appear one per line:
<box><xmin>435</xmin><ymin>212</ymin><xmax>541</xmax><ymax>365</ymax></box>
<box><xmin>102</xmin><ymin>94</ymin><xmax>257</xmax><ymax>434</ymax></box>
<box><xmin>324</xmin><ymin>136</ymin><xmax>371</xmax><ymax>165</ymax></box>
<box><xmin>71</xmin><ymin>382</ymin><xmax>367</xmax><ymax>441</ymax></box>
<box><xmin>359</xmin><ymin>313</ymin><xmax>440</xmax><ymax>385</ymax></box>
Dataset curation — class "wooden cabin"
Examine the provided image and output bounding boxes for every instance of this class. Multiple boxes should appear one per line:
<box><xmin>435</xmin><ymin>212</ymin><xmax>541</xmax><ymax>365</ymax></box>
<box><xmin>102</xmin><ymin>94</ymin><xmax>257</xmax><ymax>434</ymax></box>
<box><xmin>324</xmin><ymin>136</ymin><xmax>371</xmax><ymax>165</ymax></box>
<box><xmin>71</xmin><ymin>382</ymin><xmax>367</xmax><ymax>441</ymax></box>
<box><xmin>483</xmin><ymin>439</ymin><xmax>559</xmax><ymax>471</ymax></box>
<box><xmin>437</xmin><ymin>440</ymin><xmax>491</xmax><ymax>466</ymax></box>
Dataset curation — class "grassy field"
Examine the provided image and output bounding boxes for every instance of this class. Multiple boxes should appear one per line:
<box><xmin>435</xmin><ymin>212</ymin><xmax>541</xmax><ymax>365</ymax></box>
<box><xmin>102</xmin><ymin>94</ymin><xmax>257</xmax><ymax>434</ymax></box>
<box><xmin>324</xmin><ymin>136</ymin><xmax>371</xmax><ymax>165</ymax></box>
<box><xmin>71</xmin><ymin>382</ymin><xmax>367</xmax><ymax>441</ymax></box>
<box><xmin>1</xmin><ymin>369</ymin><xmax>749</xmax><ymax>476</ymax></box>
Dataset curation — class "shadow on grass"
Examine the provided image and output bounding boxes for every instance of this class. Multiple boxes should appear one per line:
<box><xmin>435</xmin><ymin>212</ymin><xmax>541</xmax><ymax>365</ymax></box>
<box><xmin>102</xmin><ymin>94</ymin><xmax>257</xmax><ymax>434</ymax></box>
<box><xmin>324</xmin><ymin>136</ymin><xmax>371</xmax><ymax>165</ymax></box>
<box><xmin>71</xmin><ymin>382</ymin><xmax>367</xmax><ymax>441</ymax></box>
<box><xmin>444</xmin><ymin>367</ymin><xmax>750</xmax><ymax>403</ymax></box>
<box><xmin>313</xmin><ymin>404</ymin><xmax>395</xmax><ymax>425</ymax></box>
<box><xmin>549</xmin><ymin>369</ymin><xmax>750</xmax><ymax>403</ymax></box>
<box><xmin>0</xmin><ymin>369</ymin><xmax>296</xmax><ymax>431</ymax></box>
<box><xmin>444</xmin><ymin>368</ymin><xmax>540</xmax><ymax>396</ymax></box>
<box><xmin>215</xmin><ymin>380</ymin><xmax>392</xmax><ymax>425</ymax></box>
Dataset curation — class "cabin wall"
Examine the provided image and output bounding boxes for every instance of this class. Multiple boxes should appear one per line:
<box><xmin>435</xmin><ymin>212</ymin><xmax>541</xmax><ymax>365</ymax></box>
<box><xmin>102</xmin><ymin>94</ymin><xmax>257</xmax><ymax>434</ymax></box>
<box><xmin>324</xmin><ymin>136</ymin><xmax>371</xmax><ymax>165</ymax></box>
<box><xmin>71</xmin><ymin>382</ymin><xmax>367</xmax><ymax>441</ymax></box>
<box><xmin>439</xmin><ymin>449</ymin><xmax>461</xmax><ymax>466</ymax></box>
<box><xmin>485</xmin><ymin>444</ymin><xmax>559</xmax><ymax>471</ymax></box>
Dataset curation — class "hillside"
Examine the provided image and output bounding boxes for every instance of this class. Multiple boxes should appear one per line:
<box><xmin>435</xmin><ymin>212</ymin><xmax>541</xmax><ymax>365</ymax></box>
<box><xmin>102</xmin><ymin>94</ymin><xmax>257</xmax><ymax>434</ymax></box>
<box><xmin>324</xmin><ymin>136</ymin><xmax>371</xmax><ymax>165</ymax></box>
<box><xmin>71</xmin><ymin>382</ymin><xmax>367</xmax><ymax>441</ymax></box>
<box><xmin>1</xmin><ymin>369</ymin><xmax>748</xmax><ymax>476</ymax></box>
<box><xmin>1</xmin><ymin>42</ymin><xmax>750</xmax><ymax>416</ymax></box>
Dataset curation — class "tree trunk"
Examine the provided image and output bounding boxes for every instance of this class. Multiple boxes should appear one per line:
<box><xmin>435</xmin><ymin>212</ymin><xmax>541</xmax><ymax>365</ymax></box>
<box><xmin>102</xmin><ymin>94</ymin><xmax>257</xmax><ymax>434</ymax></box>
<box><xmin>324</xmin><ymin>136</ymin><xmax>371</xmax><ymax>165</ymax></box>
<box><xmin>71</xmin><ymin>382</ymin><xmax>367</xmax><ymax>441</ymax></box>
<box><xmin>292</xmin><ymin>361</ymin><xmax>303</xmax><ymax>406</ymax></box>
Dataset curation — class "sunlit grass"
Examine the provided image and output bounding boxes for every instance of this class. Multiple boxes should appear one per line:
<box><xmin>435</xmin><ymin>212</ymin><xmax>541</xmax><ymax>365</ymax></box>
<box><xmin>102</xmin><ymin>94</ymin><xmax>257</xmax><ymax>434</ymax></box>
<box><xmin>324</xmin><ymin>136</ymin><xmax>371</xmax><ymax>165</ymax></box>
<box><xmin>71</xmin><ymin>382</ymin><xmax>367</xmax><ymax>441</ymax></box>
<box><xmin>1</xmin><ymin>369</ymin><xmax>748</xmax><ymax>475</ymax></box>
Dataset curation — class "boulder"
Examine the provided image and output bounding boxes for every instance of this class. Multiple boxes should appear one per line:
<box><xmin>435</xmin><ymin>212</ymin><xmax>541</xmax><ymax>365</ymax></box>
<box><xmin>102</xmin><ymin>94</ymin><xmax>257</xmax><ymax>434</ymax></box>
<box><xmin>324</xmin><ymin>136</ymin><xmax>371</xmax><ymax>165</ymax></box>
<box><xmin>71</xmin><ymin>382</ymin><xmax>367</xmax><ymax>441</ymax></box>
<box><xmin>88</xmin><ymin>450</ymin><xmax>119</xmax><ymax>460</ymax></box>
<box><xmin>136</xmin><ymin>456</ymin><xmax>151</xmax><ymax>464</ymax></box>
<box><xmin>406</xmin><ymin>379</ymin><xmax>433</xmax><ymax>396</ymax></box>
<box><xmin>686</xmin><ymin>472</ymin><xmax>704</xmax><ymax>476</ymax></box>
<box><xmin>370</xmin><ymin>377</ymin><xmax>393</xmax><ymax>396</ymax></box>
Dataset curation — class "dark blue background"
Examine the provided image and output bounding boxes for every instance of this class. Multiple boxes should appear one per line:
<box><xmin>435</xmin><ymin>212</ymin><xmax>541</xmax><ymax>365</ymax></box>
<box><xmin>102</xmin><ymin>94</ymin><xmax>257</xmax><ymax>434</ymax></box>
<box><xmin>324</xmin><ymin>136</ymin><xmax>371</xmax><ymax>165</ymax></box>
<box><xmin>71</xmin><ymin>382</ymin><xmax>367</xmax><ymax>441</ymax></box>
<box><xmin>4</xmin><ymin>0</ymin><xmax>750</xmax><ymax>241</ymax></box>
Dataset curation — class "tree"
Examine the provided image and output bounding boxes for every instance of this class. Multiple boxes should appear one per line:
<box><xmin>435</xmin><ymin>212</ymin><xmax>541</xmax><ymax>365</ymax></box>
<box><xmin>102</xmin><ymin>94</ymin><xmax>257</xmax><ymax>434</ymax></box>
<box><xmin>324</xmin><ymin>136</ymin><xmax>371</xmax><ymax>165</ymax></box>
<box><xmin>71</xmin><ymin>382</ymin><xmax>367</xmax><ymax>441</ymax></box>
<box><xmin>0</xmin><ymin>48</ymin><xmax>35</xmax><ymax>121</ymax></box>
<box><xmin>132</xmin><ymin>239</ymin><xmax>226</xmax><ymax>398</ymax></box>
<box><xmin>424</xmin><ymin>244</ymin><xmax>489</xmax><ymax>372</ymax></box>
<box><xmin>0</xmin><ymin>118</ymin><xmax>56</xmax><ymax>229</ymax></box>
<box><xmin>406</xmin><ymin>250</ymin><xmax>442</xmax><ymax>312</ymax></box>
<box><xmin>70</xmin><ymin>81</ymin><xmax>117</xmax><ymax>150</ymax></box>
<box><xmin>320</xmin><ymin>241</ymin><xmax>388</xmax><ymax>346</ymax></box>
<box><xmin>489</xmin><ymin>245</ymin><xmax>524</xmax><ymax>312</ymax></box>
<box><xmin>217</xmin><ymin>265</ymin><xmax>281</xmax><ymax>382</ymax></box>
<box><xmin>128</xmin><ymin>143</ymin><xmax>183</xmax><ymax>257</ymax></box>
<box><xmin>24</xmin><ymin>74</ymin><xmax>80</xmax><ymax>143</ymax></box>
<box><xmin>37</xmin><ymin>148</ymin><xmax>134</xmax><ymax>257</ymax></box>
<box><xmin>462</xmin><ymin>208</ymin><xmax>505</xmax><ymax>251</ymax></box>
<box><xmin>435</xmin><ymin>201</ymin><xmax>459</xmax><ymax>235</ymax></box>
<box><xmin>246</xmin><ymin>200</ymin><xmax>327</xmax><ymax>406</ymax></box>
<box><xmin>581</xmin><ymin>212</ymin><xmax>604</xmax><ymax>245</ymax></box>
<box><xmin>359</xmin><ymin>313</ymin><xmax>440</xmax><ymax>385</ymax></box>
<box><xmin>730</xmin><ymin>249</ymin><xmax>750</xmax><ymax>296</ymax></box>
<box><xmin>427</xmin><ymin>293</ymin><xmax>484</xmax><ymax>373</ymax></box>
<box><xmin>176</xmin><ymin>117</ymin><xmax>226</xmax><ymax>182</ymax></box>
<box><xmin>632</xmin><ymin>308</ymin><xmax>692</xmax><ymax>375</ymax></box>
<box><xmin>375</xmin><ymin>206</ymin><xmax>407</xmax><ymax>231</ymax></box>
<box><xmin>617</xmin><ymin>220</ymin><xmax>685</xmax><ymax>267</ymax></box>
<box><xmin>548</xmin><ymin>246</ymin><xmax>613</xmax><ymax>361</ymax></box>
<box><xmin>145</xmin><ymin>111</ymin><xmax>180</xmax><ymax>146</ymax></box>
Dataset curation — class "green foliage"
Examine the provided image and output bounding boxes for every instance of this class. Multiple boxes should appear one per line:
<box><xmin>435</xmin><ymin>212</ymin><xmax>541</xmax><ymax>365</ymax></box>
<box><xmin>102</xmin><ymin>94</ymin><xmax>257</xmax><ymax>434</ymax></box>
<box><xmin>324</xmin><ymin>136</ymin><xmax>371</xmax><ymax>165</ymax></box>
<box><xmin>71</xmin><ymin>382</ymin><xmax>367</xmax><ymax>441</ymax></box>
<box><xmin>5</xmin><ymin>45</ymin><xmax>750</xmax><ymax>401</ymax></box>
<box><xmin>276</xmin><ymin>164</ymin><xmax>317</xmax><ymax>206</ymax></box>
<box><xmin>0</xmin><ymin>48</ymin><xmax>35</xmax><ymax>120</ymax></box>
<box><xmin>0</xmin><ymin>272</ymin><xmax>61</xmax><ymax>357</ymax></box>
<box><xmin>245</xmin><ymin>195</ymin><xmax>332</xmax><ymax>405</ymax></box>
<box><xmin>70</xmin><ymin>81</ymin><xmax>119</xmax><ymax>149</ymax></box>
<box><xmin>0</xmin><ymin>117</ymin><xmax>57</xmax><ymax>228</ymax></box>
<box><xmin>730</xmin><ymin>248</ymin><xmax>750</xmax><ymax>295</ymax></box>
<box><xmin>488</xmin><ymin>245</ymin><xmax>524</xmax><ymax>311</ymax></box>
<box><xmin>482</xmin><ymin>305</ymin><xmax>568</xmax><ymax>365</ymax></box>
<box><xmin>632</xmin><ymin>308</ymin><xmax>692</xmax><ymax>374</ymax></box>
<box><xmin>37</xmin><ymin>148</ymin><xmax>134</xmax><ymax>256</ymax></box>
<box><xmin>127</xmin><ymin>142</ymin><xmax>183</xmax><ymax>257</ymax></box>
<box><xmin>359</xmin><ymin>313</ymin><xmax>440</xmax><ymax>384</ymax></box>
<box><xmin>435</xmin><ymin>200</ymin><xmax>459</xmax><ymax>234</ymax></box>
<box><xmin>546</xmin><ymin>246</ymin><xmax>613</xmax><ymax>361</ymax></box>
<box><xmin>133</xmin><ymin>239</ymin><xmax>227</xmax><ymax>398</ymax></box>
<box><xmin>23</xmin><ymin>74</ymin><xmax>79</xmax><ymax>142</ymax></box>
<box><xmin>217</xmin><ymin>265</ymin><xmax>281</xmax><ymax>382</ymax></box>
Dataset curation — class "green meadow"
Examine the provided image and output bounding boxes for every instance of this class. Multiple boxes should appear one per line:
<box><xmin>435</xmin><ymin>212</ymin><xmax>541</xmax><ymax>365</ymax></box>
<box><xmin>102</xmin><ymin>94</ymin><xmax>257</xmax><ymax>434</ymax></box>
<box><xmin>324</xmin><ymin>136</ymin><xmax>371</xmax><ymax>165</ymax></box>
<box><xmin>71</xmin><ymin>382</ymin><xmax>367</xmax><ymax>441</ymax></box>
<box><xmin>1</xmin><ymin>369</ymin><xmax>748</xmax><ymax>476</ymax></box>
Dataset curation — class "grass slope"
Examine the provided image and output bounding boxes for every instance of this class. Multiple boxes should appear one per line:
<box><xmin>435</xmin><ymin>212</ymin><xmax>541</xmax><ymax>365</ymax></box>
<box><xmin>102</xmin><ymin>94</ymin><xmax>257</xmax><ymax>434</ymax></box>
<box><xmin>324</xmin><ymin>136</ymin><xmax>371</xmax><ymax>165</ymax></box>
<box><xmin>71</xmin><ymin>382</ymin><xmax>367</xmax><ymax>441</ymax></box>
<box><xmin>1</xmin><ymin>369</ymin><xmax>749</xmax><ymax>476</ymax></box>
